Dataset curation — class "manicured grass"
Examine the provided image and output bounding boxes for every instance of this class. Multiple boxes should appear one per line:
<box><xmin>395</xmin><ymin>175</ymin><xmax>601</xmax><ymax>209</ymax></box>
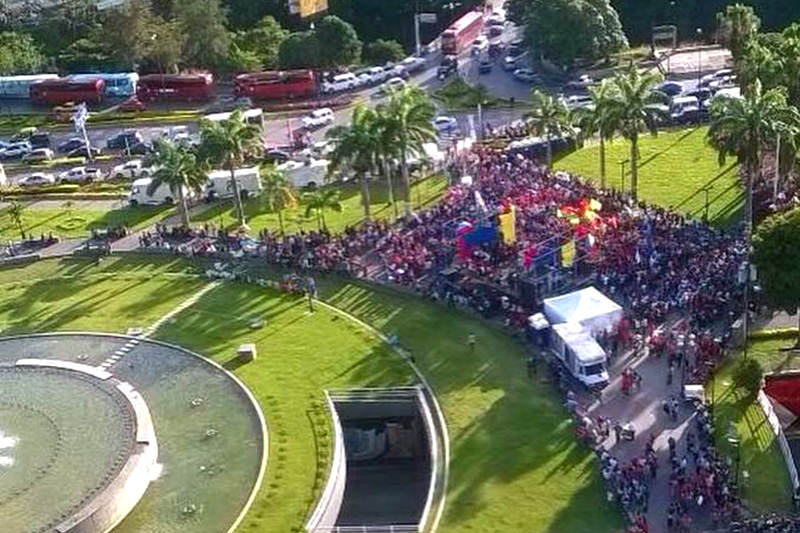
<box><xmin>708</xmin><ymin>336</ymin><xmax>796</xmax><ymax>513</ymax></box>
<box><xmin>0</xmin><ymin>256</ymin><xmax>620</xmax><ymax>533</ymax></box>
<box><xmin>432</xmin><ymin>79</ymin><xmax>512</xmax><ymax>110</ymax></box>
<box><xmin>0</xmin><ymin>202</ymin><xmax>172</xmax><ymax>239</ymax></box>
<box><xmin>555</xmin><ymin>127</ymin><xmax>743</xmax><ymax>227</ymax></box>
<box><xmin>192</xmin><ymin>174</ymin><xmax>448</xmax><ymax>234</ymax></box>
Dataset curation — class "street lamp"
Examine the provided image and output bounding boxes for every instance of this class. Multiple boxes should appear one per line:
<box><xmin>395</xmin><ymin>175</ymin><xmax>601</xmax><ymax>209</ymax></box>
<box><xmin>705</xmin><ymin>359</ymin><xmax>716</xmax><ymax>418</ymax></box>
<box><xmin>696</xmin><ymin>28</ymin><xmax>703</xmax><ymax>88</ymax></box>
<box><xmin>700</xmin><ymin>184</ymin><xmax>714</xmax><ymax>223</ymax></box>
<box><xmin>739</xmin><ymin>261</ymin><xmax>757</xmax><ymax>359</ymax></box>
<box><xmin>727</xmin><ymin>423</ymin><xmax>742</xmax><ymax>489</ymax></box>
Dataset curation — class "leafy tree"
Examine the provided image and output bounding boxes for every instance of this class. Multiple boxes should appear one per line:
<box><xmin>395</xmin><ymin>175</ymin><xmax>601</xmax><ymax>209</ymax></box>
<box><xmin>7</xmin><ymin>201</ymin><xmax>26</xmax><ymax>240</ymax></box>
<box><xmin>716</xmin><ymin>3</ymin><xmax>761</xmax><ymax>60</ymax></box>
<box><xmin>279</xmin><ymin>32</ymin><xmax>319</xmax><ymax>69</ymax></box>
<box><xmin>381</xmin><ymin>86</ymin><xmax>436</xmax><ymax>215</ymax></box>
<box><xmin>0</xmin><ymin>32</ymin><xmax>47</xmax><ymax>75</ymax></box>
<box><xmin>147</xmin><ymin>139</ymin><xmax>207</xmax><ymax>227</ymax></box>
<box><xmin>28</xmin><ymin>0</ymin><xmax>100</xmax><ymax>59</ymax></box>
<box><xmin>364</xmin><ymin>39</ymin><xmax>405</xmax><ymax>66</ymax></box>
<box><xmin>327</xmin><ymin>105</ymin><xmax>381</xmax><ymax>220</ymax></box>
<box><xmin>522</xmin><ymin>0</ymin><xmax>627</xmax><ymax>68</ymax></box>
<box><xmin>607</xmin><ymin>68</ymin><xmax>668</xmax><ymax>199</ymax></box>
<box><xmin>571</xmin><ymin>79</ymin><xmax>620</xmax><ymax>188</ymax></box>
<box><xmin>259</xmin><ymin>164</ymin><xmax>296</xmax><ymax>236</ymax></box>
<box><xmin>753</xmin><ymin>207</ymin><xmax>800</xmax><ymax>346</ymax></box>
<box><xmin>707</xmin><ymin>80</ymin><xmax>800</xmax><ymax>229</ymax></box>
<box><xmin>57</xmin><ymin>37</ymin><xmax>112</xmax><ymax>72</ymax></box>
<box><xmin>198</xmin><ymin>110</ymin><xmax>262</xmax><ymax>228</ymax></box>
<box><xmin>145</xmin><ymin>18</ymin><xmax>185</xmax><ymax>74</ymax></box>
<box><xmin>98</xmin><ymin>0</ymin><xmax>161</xmax><ymax>70</ymax></box>
<box><xmin>732</xmin><ymin>357</ymin><xmax>764</xmax><ymax>395</ymax></box>
<box><xmin>233</xmin><ymin>15</ymin><xmax>288</xmax><ymax>70</ymax></box>
<box><xmin>227</xmin><ymin>42</ymin><xmax>262</xmax><ymax>72</ymax></box>
<box><xmin>303</xmin><ymin>188</ymin><xmax>343</xmax><ymax>231</ymax></box>
<box><xmin>315</xmin><ymin>15</ymin><xmax>362</xmax><ymax>69</ymax></box>
<box><xmin>223</xmin><ymin>0</ymin><xmax>288</xmax><ymax>31</ymax></box>
<box><xmin>524</xmin><ymin>90</ymin><xmax>572</xmax><ymax>169</ymax></box>
<box><xmin>174</xmin><ymin>0</ymin><xmax>230</xmax><ymax>69</ymax></box>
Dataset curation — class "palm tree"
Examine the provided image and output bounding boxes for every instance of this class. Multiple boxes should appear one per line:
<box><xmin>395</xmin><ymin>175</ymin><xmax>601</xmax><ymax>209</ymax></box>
<box><xmin>7</xmin><ymin>201</ymin><xmax>26</xmax><ymax>239</ymax></box>
<box><xmin>373</xmin><ymin>105</ymin><xmax>401</xmax><ymax>219</ymax></box>
<box><xmin>382</xmin><ymin>86</ymin><xmax>436</xmax><ymax>215</ymax></box>
<box><xmin>198</xmin><ymin>109</ymin><xmax>261</xmax><ymax>228</ymax></box>
<box><xmin>524</xmin><ymin>90</ymin><xmax>573</xmax><ymax>169</ymax></box>
<box><xmin>607</xmin><ymin>68</ymin><xmax>669</xmax><ymax>200</ymax></box>
<box><xmin>303</xmin><ymin>188</ymin><xmax>343</xmax><ymax>231</ymax></box>
<box><xmin>326</xmin><ymin>105</ymin><xmax>380</xmax><ymax>220</ymax></box>
<box><xmin>260</xmin><ymin>163</ymin><xmax>297</xmax><ymax>236</ymax></box>
<box><xmin>147</xmin><ymin>139</ymin><xmax>207</xmax><ymax>227</ymax></box>
<box><xmin>707</xmin><ymin>79</ymin><xmax>800</xmax><ymax>230</ymax></box>
<box><xmin>571</xmin><ymin>80</ymin><xmax>620</xmax><ymax>189</ymax></box>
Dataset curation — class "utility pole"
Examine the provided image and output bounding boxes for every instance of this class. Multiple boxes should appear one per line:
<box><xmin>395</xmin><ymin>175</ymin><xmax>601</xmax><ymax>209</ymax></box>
<box><xmin>774</xmin><ymin>132</ymin><xmax>781</xmax><ymax>201</ymax></box>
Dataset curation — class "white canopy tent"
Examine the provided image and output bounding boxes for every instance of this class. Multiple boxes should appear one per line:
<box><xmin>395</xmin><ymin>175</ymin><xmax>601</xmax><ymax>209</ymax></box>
<box><xmin>543</xmin><ymin>286</ymin><xmax>623</xmax><ymax>334</ymax></box>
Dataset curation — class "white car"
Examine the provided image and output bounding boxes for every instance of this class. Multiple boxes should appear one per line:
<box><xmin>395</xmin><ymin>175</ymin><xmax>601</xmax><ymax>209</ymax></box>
<box><xmin>566</xmin><ymin>74</ymin><xmax>596</xmax><ymax>90</ymax></box>
<box><xmin>111</xmin><ymin>159</ymin><xmax>148</xmax><ymax>180</ymax></box>
<box><xmin>400</xmin><ymin>56</ymin><xmax>425</xmax><ymax>74</ymax></box>
<box><xmin>22</xmin><ymin>147</ymin><xmax>53</xmax><ymax>164</ymax></box>
<box><xmin>302</xmin><ymin>108</ymin><xmax>335</xmax><ymax>129</ymax></box>
<box><xmin>18</xmin><ymin>172</ymin><xmax>55</xmax><ymax>188</ymax></box>
<box><xmin>381</xmin><ymin>77</ymin><xmax>406</xmax><ymax>94</ymax></box>
<box><xmin>58</xmin><ymin>166</ymin><xmax>101</xmax><ymax>183</ymax></box>
<box><xmin>487</xmin><ymin>13</ymin><xmax>505</xmax><ymax>26</ymax></box>
<box><xmin>322</xmin><ymin>73</ymin><xmax>358</xmax><ymax>93</ymax></box>
<box><xmin>1</xmin><ymin>142</ymin><xmax>31</xmax><ymax>160</ymax></box>
<box><xmin>514</xmin><ymin>68</ymin><xmax>539</xmax><ymax>83</ymax></box>
<box><xmin>365</xmin><ymin>66</ymin><xmax>389</xmax><ymax>85</ymax></box>
<box><xmin>472</xmin><ymin>36</ymin><xmax>489</xmax><ymax>55</ymax></box>
<box><xmin>433</xmin><ymin>116</ymin><xmax>458</xmax><ymax>134</ymax></box>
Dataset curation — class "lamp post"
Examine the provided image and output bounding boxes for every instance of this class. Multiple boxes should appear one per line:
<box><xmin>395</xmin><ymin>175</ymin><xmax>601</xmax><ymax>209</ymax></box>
<box><xmin>696</xmin><ymin>28</ymin><xmax>703</xmax><ymax>88</ymax></box>
<box><xmin>727</xmin><ymin>424</ymin><xmax>741</xmax><ymax>489</ymax></box>
<box><xmin>739</xmin><ymin>261</ymin><xmax>757</xmax><ymax>359</ymax></box>
<box><xmin>701</xmin><ymin>184</ymin><xmax>714</xmax><ymax>223</ymax></box>
<box><xmin>619</xmin><ymin>159</ymin><xmax>629</xmax><ymax>193</ymax></box>
<box><xmin>705</xmin><ymin>359</ymin><xmax>716</xmax><ymax>419</ymax></box>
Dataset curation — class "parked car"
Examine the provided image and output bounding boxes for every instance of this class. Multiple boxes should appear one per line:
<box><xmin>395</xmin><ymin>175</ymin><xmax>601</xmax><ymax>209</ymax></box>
<box><xmin>562</xmin><ymin>94</ymin><xmax>592</xmax><ymax>108</ymax></box>
<box><xmin>18</xmin><ymin>172</ymin><xmax>55</xmax><ymax>187</ymax></box>
<box><xmin>67</xmin><ymin>146</ymin><xmax>101</xmax><ymax>158</ymax></box>
<box><xmin>504</xmin><ymin>50</ymin><xmax>527</xmax><ymax>71</ymax></box>
<box><xmin>57</xmin><ymin>137</ymin><xmax>86</xmax><ymax>154</ymax></box>
<box><xmin>657</xmin><ymin>81</ymin><xmax>683</xmax><ymax>97</ymax></box>
<box><xmin>302</xmin><ymin>108</ymin><xmax>335</xmax><ymax>130</ymax></box>
<box><xmin>1</xmin><ymin>142</ymin><xmax>32</xmax><ymax>160</ymax></box>
<box><xmin>10</xmin><ymin>127</ymin><xmax>37</xmax><ymax>142</ymax></box>
<box><xmin>264</xmin><ymin>149</ymin><xmax>291</xmax><ymax>164</ymax></box>
<box><xmin>479</xmin><ymin>58</ymin><xmax>493</xmax><ymax>74</ymax></box>
<box><xmin>433</xmin><ymin>116</ymin><xmax>458</xmax><ymax>134</ymax></box>
<box><xmin>111</xmin><ymin>159</ymin><xmax>148</xmax><ymax>180</ymax></box>
<box><xmin>381</xmin><ymin>77</ymin><xmax>406</xmax><ymax>94</ymax></box>
<box><xmin>107</xmin><ymin>131</ymin><xmax>144</xmax><ymax>150</ymax></box>
<box><xmin>321</xmin><ymin>72</ymin><xmax>358</xmax><ymax>93</ymax></box>
<box><xmin>22</xmin><ymin>147</ymin><xmax>54</xmax><ymax>164</ymax></box>
<box><xmin>128</xmin><ymin>142</ymin><xmax>151</xmax><ymax>156</ymax></box>
<box><xmin>29</xmin><ymin>132</ymin><xmax>51</xmax><ymax>149</ymax></box>
<box><xmin>59</xmin><ymin>166</ymin><xmax>101</xmax><ymax>183</ymax></box>
<box><xmin>400</xmin><ymin>56</ymin><xmax>425</xmax><ymax>74</ymax></box>
<box><xmin>383</xmin><ymin>63</ymin><xmax>408</xmax><ymax>80</ymax></box>
<box><xmin>118</xmin><ymin>96</ymin><xmax>146</xmax><ymax>112</ymax></box>
<box><xmin>514</xmin><ymin>68</ymin><xmax>539</xmax><ymax>83</ymax></box>
<box><xmin>566</xmin><ymin>75</ymin><xmax>596</xmax><ymax>90</ymax></box>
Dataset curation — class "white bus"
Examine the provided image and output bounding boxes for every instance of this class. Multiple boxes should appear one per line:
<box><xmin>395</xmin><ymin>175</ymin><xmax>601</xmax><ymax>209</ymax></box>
<box><xmin>203</xmin><ymin>108</ymin><xmax>265</xmax><ymax>130</ymax></box>
<box><xmin>0</xmin><ymin>74</ymin><xmax>59</xmax><ymax>99</ymax></box>
<box><xmin>71</xmin><ymin>72</ymin><xmax>139</xmax><ymax>97</ymax></box>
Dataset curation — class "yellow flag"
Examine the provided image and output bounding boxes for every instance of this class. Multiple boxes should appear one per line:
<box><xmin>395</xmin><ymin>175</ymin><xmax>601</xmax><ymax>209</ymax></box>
<box><xmin>589</xmin><ymin>198</ymin><xmax>603</xmax><ymax>212</ymax></box>
<box><xmin>562</xmin><ymin>239</ymin><xmax>576</xmax><ymax>267</ymax></box>
<box><xmin>499</xmin><ymin>206</ymin><xmax>516</xmax><ymax>245</ymax></box>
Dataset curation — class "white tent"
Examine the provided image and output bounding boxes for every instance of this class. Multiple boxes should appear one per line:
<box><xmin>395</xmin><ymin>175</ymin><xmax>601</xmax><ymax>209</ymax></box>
<box><xmin>543</xmin><ymin>286</ymin><xmax>623</xmax><ymax>334</ymax></box>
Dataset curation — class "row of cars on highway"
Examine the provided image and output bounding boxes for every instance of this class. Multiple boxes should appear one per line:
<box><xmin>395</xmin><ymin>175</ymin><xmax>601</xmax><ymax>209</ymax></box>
<box><xmin>320</xmin><ymin>56</ymin><xmax>425</xmax><ymax>94</ymax></box>
<box><xmin>11</xmin><ymin>159</ymin><xmax>149</xmax><ymax>188</ymax></box>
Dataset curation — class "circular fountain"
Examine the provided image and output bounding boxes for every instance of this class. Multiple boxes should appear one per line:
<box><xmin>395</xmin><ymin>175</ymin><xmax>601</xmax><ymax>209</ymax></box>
<box><xmin>0</xmin><ymin>360</ymin><xmax>157</xmax><ymax>533</ymax></box>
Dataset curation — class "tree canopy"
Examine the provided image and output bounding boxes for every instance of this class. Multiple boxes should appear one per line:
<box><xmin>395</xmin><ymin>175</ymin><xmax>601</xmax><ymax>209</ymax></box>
<box><xmin>363</xmin><ymin>39</ymin><xmax>405</xmax><ymax>66</ymax></box>
<box><xmin>0</xmin><ymin>32</ymin><xmax>47</xmax><ymax>75</ymax></box>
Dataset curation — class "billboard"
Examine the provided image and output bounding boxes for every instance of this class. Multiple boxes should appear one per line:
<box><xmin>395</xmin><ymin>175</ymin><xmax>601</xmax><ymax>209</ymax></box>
<box><xmin>289</xmin><ymin>0</ymin><xmax>328</xmax><ymax>17</ymax></box>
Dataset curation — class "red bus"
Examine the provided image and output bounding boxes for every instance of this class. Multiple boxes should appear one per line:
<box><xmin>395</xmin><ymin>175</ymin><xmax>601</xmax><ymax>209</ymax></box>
<box><xmin>234</xmin><ymin>70</ymin><xmax>317</xmax><ymax>100</ymax></box>
<box><xmin>29</xmin><ymin>77</ymin><xmax>105</xmax><ymax>105</ymax></box>
<box><xmin>137</xmin><ymin>73</ymin><xmax>214</xmax><ymax>101</ymax></box>
<box><xmin>441</xmin><ymin>10</ymin><xmax>484</xmax><ymax>55</ymax></box>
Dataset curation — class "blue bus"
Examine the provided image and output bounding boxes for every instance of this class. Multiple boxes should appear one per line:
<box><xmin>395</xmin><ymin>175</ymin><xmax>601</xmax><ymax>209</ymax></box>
<box><xmin>71</xmin><ymin>72</ymin><xmax>139</xmax><ymax>97</ymax></box>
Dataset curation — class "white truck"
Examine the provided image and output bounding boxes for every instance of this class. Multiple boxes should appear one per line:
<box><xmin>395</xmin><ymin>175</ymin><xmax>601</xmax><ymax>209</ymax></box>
<box><xmin>128</xmin><ymin>177</ymin><xmax>191</xmax><ymax>206</ymax></box>
<box><xmin>549</xmin><ymin>322</ymin><xmax>610</xmax><ymax>388</ymax></box>
<box><xmin>277</xmin><ymin>159</ymin><xmax>331</xmax><ymax>189</ymax></box>
<box><xmin>205</xmin><ymin>167</ymin><xmax>262</xmax><ymax>201</ymax></box>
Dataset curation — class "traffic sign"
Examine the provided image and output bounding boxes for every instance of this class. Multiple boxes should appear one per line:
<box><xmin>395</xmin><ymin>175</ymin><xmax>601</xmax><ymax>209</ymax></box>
<box><xmin>418</xmin><ymin>13</ymin><xmax>437</xmax><ymax>24</ymax></box>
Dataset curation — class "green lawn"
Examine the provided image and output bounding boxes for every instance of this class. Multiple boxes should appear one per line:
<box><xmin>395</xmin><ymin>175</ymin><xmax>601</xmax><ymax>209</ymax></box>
<box><xmin>0</xmin><ymin>203</ymin><xmax>172</xmax><ymax>240</ymax></box>
<box><xmin>708</xmin><ymin>336</ymin><xmax>797</xmax><ymax>513</ymax></box>
<box><xmin>192</xmin><ymin>174</ymin><xmax>448</xmax><ymax>234</ymax></box>
<box><xmin>555</xmin><ymin>127</ymin><xmax>744</xmax><ymax>227</ymax></box>
<box><xmin>0</xmin><ymin>256</ymin><xmax>620</xmax><ymax>533</ymax></box>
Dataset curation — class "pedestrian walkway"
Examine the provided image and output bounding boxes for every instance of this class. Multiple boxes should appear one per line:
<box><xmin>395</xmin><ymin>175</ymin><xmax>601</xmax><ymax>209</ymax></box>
<box><xmin>97</xmin><ymin>281</ymin><xmax>220</xmax><ymax>369</ymax></box>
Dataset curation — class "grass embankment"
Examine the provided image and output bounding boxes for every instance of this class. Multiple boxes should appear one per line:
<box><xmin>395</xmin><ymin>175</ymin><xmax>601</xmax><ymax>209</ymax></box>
<box><xmin>192</xmin><ymin>174</ymin><xmax>449</xmax><ymax>234</ymax></box>
<box><xmin>0</xmin><ymin>201</ymin><xmax>171</xmax><ymax>239</ymax></box>
<box><xmin>708</xmin><ymin>335</ymin><xmax>799</xmax><ymax>513</ymax></box>
<box><xmin>555</xmin><ymin>126</ymin><xmax>743</xmax><ymax>227</ymax></box>
<box><xmin>433</xmin><ymin>79</ymin><xmax>518</xmax><ymax>111</ymax></box>
<box><xmin>0</xmin><ymin>110</ymin><xmax>201</xmax><ymax>134</ymax></box>
<box><xmin>0</xmin><ymin>256</ymin><xmax>620</xmax><ymax>533</ymax></box>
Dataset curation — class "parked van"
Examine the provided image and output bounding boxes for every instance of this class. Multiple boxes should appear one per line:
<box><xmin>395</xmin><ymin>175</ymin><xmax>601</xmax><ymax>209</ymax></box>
<box><xmin>322</xmin><ymin>73</ymin><xmax>358</xmax><ymax>94</ymax></box>
<box><xmin>278</xmin><ymin>159</ymin><xmax>330</xmax><ymax>189</ymax></box>
<box><xmin>205</xmin><ymin>167</ymin><xmax>261</xmax><ymax>201</ymax></box>
<box><xmin>128</xmin><ymin>177</ymin><xmax>190</xmax><ymax>206</ymax></box>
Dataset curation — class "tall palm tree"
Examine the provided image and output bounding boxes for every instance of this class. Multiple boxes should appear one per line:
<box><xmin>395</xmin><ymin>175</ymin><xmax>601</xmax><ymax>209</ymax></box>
<box><xmin>198</xmin><ymin>109</ymin><xmax>261</xmax><ymax>228</ymax></box>
<box><xmin>147</xmin><ymin>139</ymin><xmax>207</xmax><ymax>227</ymax></box>
<box><xmin>707</xmin><ymin>79</ymin><xmax>800</xmax><ymax>230</ymax></box>
<box><xmin>571</xmin><ymin>79</ymin><xmax>620</xmax><ymax>189</ymax></box>
<box><xmin>607</xmin><ymin>68</ymin><xmax>669</xmax><ymax>200</ymax></box>
<box><xmin>382</xmin><ymin>86</ymin><xmax>436</xmax><ymax>215</ymax></box>
<box><xmin>260</xmin><ymin>163</ymin><xmax>297</xmax><ymax>236</ymax></box>
<box><xmin>524</xmin><ymin>90</ymin><xmax>572</xmax><ymax>169</ymax></box>
<box><xmin>326</xmin><ymin>105</ymin><xmax>380</xmax><ymax>220</ymax></box>
<box><xmin>303</xmin><ymin>188</ymin><xmax>343</xmax><ymax>231</ymax></box>
<box><xmin>373</xmin><ymin>105</ymin><xmax>401</xmax><ymax>219</ymax></box>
